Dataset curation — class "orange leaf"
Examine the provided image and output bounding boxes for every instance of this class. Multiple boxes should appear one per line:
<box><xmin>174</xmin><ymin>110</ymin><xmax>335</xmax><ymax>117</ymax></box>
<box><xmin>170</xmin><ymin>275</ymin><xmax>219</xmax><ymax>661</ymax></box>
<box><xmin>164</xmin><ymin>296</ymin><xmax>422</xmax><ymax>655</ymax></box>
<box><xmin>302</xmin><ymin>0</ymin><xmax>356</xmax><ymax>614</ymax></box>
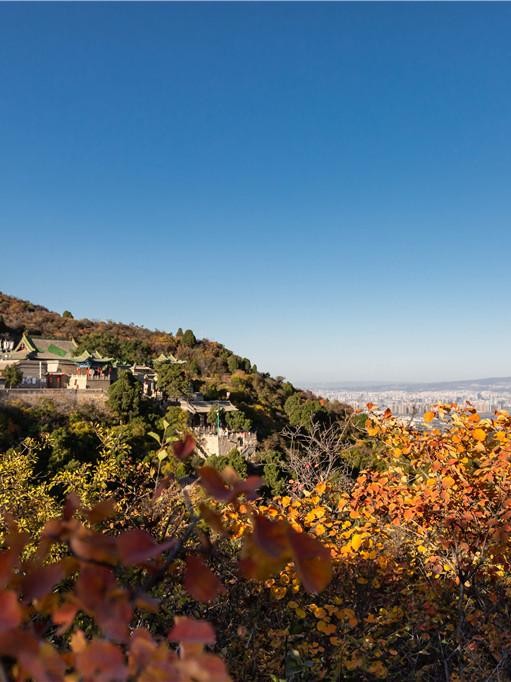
<box><xmin>424</xmin><ymin>411</ymin><xmax>435</xmax><ymax>423</ymax></box>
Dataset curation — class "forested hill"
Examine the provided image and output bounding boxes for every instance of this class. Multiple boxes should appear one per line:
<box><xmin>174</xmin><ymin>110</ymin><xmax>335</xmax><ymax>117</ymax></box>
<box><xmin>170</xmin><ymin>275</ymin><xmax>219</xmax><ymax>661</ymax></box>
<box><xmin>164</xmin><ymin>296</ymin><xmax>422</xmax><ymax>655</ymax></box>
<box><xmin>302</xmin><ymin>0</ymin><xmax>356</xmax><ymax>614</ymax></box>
<box><xmin>0</xmin><ymin>291</ymin><xmax>351</xmax><ymax>438</ymax></box>
<box><xmin>0</xmin><ymin>291</ymin><xmax>193</xmax><ymax>360</ymax></box>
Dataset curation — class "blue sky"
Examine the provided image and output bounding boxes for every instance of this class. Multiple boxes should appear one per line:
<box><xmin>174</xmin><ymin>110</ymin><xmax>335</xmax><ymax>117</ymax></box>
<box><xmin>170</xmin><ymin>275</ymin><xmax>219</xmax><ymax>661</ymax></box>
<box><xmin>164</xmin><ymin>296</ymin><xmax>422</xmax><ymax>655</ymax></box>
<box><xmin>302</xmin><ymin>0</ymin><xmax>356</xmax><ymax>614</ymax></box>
<box><xmin>1</xmin><ymin>3</ymin><xmax>511</xmax><ymax>384</ymax></box>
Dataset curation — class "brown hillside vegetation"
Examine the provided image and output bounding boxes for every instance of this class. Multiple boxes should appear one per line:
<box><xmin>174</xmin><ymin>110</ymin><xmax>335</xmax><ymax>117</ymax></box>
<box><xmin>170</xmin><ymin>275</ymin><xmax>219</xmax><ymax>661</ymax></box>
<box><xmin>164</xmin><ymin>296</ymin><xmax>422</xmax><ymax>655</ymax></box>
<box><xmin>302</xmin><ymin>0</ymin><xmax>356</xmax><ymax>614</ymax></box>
<box><xmin>0</xmin><ymin>290</ymin><xmax>178</xmax><ymax>354</ymax></box>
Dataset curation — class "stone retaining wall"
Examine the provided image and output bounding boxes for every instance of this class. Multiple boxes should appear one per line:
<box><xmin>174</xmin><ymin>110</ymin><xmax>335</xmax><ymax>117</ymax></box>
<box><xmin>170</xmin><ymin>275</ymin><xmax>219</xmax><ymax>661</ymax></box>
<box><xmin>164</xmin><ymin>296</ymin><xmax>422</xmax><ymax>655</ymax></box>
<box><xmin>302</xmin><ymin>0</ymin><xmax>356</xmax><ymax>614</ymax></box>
<box><xmin>0</xmin><ymin>388</ymin><xmax>108</xmax><ymax>409</ymax></box>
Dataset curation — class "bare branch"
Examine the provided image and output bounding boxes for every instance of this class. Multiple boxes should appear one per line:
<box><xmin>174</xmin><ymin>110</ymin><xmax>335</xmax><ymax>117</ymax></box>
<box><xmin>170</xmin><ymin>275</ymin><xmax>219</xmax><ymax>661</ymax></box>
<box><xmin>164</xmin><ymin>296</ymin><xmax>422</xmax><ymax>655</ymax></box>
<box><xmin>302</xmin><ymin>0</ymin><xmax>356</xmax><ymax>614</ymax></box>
<box><xmin>281</xmin><ymin>417</ymin><xmax>356</xmax><ymax>491</ymax></box>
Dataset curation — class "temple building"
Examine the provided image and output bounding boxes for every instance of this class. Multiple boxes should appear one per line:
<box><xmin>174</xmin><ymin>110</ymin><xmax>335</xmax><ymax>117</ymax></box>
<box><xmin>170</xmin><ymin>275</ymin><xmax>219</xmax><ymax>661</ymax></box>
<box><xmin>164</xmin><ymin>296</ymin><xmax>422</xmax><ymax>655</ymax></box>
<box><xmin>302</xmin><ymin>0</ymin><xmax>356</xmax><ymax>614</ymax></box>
<box><xmin>67</xmin><ymin>353</ymin><xmax>117</xmax><ymax>390</ymax></box>
<box><xmin>156</xmin><ymin>352</ymin><xmax>186</xmax><ymax>365</ymax></box>
<box><xmin>3</xmin><ymin>333</ymin><xmax>116</xmax><ymax>389</ymax></box>
<box><xmin>131</xmin><ymin>364</ymin><xmax>157</xmax><ymax>395</ymax></box>
<box><xmin>178</xmin><ymin>396</ymin><xmax>257</xmax><ymax>458</ymax></box>
<box><xmin>179</xmin><ymin>397</ymin><xmax>238</xmax><ymax>428</ymax></box>
<box><xmin>7</xmin><ymin>334</ymin><xmax>80</xmax><ymax>387</ymax></box>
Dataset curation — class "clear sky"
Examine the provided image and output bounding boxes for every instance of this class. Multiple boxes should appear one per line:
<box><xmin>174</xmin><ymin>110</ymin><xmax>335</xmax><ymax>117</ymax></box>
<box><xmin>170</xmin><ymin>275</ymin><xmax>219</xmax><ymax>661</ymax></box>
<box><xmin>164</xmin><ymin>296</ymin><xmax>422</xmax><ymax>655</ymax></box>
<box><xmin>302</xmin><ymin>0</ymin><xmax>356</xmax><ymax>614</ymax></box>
<box><xmin>1</xmin><ymin>3</ymin><xmax>511</xmax><ymax>385</ymax></box>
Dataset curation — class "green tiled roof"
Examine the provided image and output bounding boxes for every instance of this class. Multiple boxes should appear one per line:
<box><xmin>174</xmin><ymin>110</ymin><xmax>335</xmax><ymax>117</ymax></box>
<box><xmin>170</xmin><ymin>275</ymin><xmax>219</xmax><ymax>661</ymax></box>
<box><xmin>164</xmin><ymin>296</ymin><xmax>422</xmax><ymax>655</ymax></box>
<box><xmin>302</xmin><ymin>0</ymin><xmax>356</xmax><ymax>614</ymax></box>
<box><xmin>47</xmin><ymin>344</ymin><xmax>67</xmax><ymax>357</ymax></box>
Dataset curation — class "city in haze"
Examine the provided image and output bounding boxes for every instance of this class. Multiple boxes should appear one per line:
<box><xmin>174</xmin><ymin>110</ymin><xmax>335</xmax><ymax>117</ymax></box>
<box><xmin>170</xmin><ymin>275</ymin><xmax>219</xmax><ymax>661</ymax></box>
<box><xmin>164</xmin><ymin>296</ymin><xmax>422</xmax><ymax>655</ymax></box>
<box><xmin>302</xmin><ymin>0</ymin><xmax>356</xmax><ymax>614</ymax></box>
<box><xmin>308</xmin><ymin>376</ymin><xmax>511</xmax><ymax>418</ymax></box>
<box><xmin>1</xmin><ymin>3</ymin><xmax>511</xmax><ymax>384</ymax></box>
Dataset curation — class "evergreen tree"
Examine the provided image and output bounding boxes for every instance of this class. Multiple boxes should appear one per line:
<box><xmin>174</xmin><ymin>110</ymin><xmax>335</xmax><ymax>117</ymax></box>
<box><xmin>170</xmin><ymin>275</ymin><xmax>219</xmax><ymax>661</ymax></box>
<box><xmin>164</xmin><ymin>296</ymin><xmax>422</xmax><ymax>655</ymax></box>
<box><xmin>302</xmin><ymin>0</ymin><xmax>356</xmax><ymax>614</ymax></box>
<box><xmin>3</xmin><ymin>364</ymin><xmax>22</xmax><ymax>388</ymax></box>
<box><xmin>107</xmin><ymin>371</ymin><xmax>143</xmax><ymax>422</ymax></box>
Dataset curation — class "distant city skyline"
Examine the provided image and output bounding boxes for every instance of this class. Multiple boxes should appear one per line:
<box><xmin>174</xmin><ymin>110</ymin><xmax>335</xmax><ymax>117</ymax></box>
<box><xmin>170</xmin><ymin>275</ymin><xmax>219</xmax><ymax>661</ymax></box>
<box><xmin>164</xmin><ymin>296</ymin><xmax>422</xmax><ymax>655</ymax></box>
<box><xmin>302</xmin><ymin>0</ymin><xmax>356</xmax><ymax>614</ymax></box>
<box><xmin>2</xmin><ymin>3</ymin><xmax>511</xmax><ymax>384</ymax></box>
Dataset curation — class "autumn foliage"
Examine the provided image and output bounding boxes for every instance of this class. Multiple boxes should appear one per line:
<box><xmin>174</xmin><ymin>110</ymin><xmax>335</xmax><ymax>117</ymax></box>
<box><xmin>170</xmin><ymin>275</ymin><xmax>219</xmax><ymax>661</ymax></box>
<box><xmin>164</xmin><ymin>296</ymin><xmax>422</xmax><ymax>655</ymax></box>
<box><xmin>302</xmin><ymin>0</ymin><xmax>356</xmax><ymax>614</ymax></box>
<box><xmin>0</xmin><ymin>440</ymin><xmax>331</xmax><ymax>681</ymax></box>
<box><xmin>3</xmin><ymin>405</ymin><xmax>511</xmax><ymax>679</ymax></box>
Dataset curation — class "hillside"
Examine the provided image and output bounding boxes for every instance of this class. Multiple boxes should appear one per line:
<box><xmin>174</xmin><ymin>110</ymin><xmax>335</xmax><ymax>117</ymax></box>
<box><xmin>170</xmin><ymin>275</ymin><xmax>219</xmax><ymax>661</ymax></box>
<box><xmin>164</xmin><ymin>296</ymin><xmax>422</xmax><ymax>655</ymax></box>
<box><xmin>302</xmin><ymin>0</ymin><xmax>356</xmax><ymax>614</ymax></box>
<box><xmin>0</xmin><ymin>291</ymin><xmax>350</xmax><ymax>440</ymax></box>
<box><xmin>3</xmin><ymin>291</ymin><xmax>511</xmax><ymax>680</ymax></box>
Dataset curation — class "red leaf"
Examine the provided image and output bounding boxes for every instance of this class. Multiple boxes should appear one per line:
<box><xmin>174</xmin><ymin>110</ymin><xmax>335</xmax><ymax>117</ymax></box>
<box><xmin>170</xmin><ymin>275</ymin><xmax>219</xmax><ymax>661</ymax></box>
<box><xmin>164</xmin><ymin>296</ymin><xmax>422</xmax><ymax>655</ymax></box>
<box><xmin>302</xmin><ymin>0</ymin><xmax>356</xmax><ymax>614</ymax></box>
<box><xmin>70</xmin><ymin>528</ymin><xmax>118</xmax><ymax>565</ymax></box>
<box><xmin>0</xmin><ymin>590</ymin><xmax>22</xmax><ymax>633</ymax></box>
<box><xmin>179</xmin><ymin>653</ymin><xmax>232</xmax><ymax>681</ymax></box>
<box><xmin>117</xmin><ymin>529</ymin><xmax>176</xmax><ymax>566</ymax></box>
<box><xmin>168</xmin><ymin>616</ymin><xmax>216</xmax><ymax>645</ymax></box>
<box><xmin>199</xmin><ymin>503</ymin><xmax>225</xmax><ymax>534</ymax></box>
<box><xmin>199</xmin><ymin>467</ymin><xmax>262</xmax><ymax>503</ymax></box>
<box><xmin>0</xmin><ymin>630</ymin><xmax>66</xmax><ymax>681</ymax></box>
<box><xmin>288</xmin><ymin>529</ymin><xmax>332</xmax><ymax>594</ymax></box>
<box><xmin>172</xmin><ymin>434</ymin><xmax>196</xmax><ymax>461</ymax></box>
<box><xmin>184</xmin><ymin>555</ymin><xmax>225</xmax><ymax>603</ymax></box>
<box><xmin>153</xmin><ymin>475</ymin><xmax>173</xmax><ymax>500</ymax></box>
<box><xmin>85</xmin><ymin>498</ymin><xmax>117</xmax><ymax>524</ymax></box>
<box><xmin>253</xmin><ymin>515</ymin><xmax>290</xmax><ymax>558</ymax></box>
<box><xmin>52</xmin><ymin>601</ymin><xmax>79</xmax><ymax>634</ymax></box>
<box><xmin>0</xmin><ymin>527</ymin><xmax>27</xmax><ymax>589</ymax></box>
<box><xmin>21</xmin><ymin>562</ymin><xmax>64</xmax><ymax>602</ymax></box>
<box><xmin>74</xmin><ymin>639</ymin><xmax>128</xmax><ymax>682</ymax></box>
<box><xmin>199</xmin><ymin>467</ymin><xmax>232</xmax><ymax>502</ymax></box>
<box><xmin>63</xmin><ymin>492</ymin><xmax>81</xmax><ymax>520</ymax></box>
<box><xmin>129</xmin><ymin>628</ymin><xmax>160</xmax><ymax>674</ymax></box>
<box><xmin>232</xmin><ymin>475</ymin><xmax>263</xmax><ymax>500</ymax></box>
<box><xmin>0</xmin><ymin>551</ymin><xmax>16</xmax><ymax>590</ymax></box>
<box><xmin>75</xmin><ymin>566</ymin><xmax>132</xmax><ymax>643</ymax></box>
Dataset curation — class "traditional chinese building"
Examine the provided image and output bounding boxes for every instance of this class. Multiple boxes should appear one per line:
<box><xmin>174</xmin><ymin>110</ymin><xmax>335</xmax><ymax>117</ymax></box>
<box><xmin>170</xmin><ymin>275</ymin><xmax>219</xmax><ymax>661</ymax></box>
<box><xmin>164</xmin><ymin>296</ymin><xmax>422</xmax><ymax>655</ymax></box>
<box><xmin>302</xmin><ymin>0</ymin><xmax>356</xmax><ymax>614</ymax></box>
<box><xmin>178</xmin><ymin>396</ymin><xmax>257</xmax><ymax>457</ymax></box>
<box><xmin>4</xmin><ymin>333</ymin><xmax>116</xmax><ymax>389</ymax></box>
<box><xmin>7</xmin><ymin>334</ymin><xmax>80</xmax><ymax>387</ymax></box>
<box><xmin>67</xmin><ymin>353</ymin><xmax>117</xmax><ymax>390</ymax></box>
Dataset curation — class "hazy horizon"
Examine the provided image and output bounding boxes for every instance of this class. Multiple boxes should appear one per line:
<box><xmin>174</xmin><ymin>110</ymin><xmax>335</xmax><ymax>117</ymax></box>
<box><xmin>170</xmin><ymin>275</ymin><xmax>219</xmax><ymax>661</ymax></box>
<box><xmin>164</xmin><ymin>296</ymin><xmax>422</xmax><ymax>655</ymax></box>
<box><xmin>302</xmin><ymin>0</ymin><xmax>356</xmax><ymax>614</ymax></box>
<box><xmin>2</xmin><ymin>3</ymin><xmax>511</xmax><ymax>383</ymax></box>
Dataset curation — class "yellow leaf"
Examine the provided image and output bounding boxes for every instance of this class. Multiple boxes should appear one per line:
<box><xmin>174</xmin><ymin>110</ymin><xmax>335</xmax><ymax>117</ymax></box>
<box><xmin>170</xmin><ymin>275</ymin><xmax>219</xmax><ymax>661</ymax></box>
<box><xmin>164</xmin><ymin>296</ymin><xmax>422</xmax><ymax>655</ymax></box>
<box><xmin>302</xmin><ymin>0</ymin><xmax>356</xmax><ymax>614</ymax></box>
<box><xmin>424</xmin><ymin>411</ymin><xmax>435</xmax><ymax>423</ymax></box>
<box><xmin>365</xmin><ymin>420</ymin><xmax>379</xmax><ymax>436</ymax></box>
<box><xmin>351</xmin><ymin>533</ymin><xmax>364</xmax><ymax>551</ymax></box>
<box><xmin>473</xmin><ymin>428</ymin><xmax>486</xmax><ymax>442</ymax></box>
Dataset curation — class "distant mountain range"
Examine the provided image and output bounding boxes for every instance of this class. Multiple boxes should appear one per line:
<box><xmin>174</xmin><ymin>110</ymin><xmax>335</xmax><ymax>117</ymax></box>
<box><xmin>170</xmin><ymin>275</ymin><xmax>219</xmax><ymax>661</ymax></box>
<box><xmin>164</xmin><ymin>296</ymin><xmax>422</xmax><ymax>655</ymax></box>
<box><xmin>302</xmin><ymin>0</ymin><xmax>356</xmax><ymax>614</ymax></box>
<box><xmin>307</xmin><ymin>377</ymin><xmax>511</xmax><ymax>393</ymax></box>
